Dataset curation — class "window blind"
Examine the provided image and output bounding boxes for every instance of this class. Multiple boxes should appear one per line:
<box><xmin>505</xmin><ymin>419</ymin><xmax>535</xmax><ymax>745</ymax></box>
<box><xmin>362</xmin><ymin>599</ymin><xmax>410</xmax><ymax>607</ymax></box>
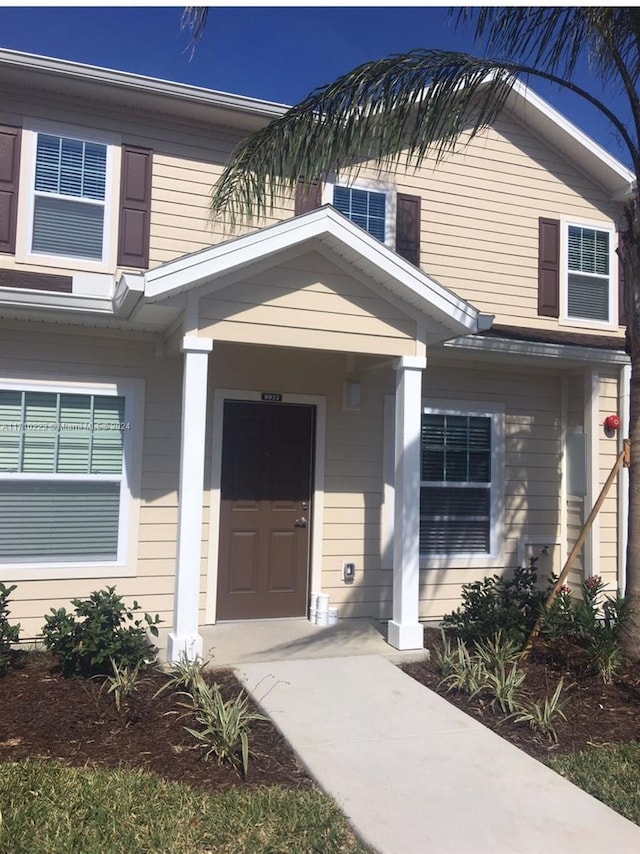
<box><xmin>33</xmin><ymin>133</ymin><xmax>107</xmax><ymax>260</ymax></box>
<box><xmin>0</xmin><ymin>482</ymin><xmax>120</xmax><ymax>561</ymax></box>
<box><xmin>0</xmin><ymin>389</ymin><xmax>125</xmax><ymax>563</ymax></box>
<box><xmin>35</xmin><ymin>135</ymin><xmax>106</xmax><ymax>200</ymax></box>
<box><xmin>567</xmin><ymin>226</ymin><xmax>610</xmax><ymax>321</ymax></box>
<box><xmin>420</xmin><ymin>413</ymin><xmax>492</xmax><ymax>555</ymax></box>
<box><xmin>333</xmin><ymin>186</ymin><xmax>386</xmax><ymax>241</ymax></box>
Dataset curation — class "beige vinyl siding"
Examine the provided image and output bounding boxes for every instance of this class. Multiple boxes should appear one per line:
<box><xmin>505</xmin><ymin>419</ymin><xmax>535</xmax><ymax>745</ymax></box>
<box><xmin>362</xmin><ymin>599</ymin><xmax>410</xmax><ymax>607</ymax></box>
<box><xmin>0</xmin><ymin>90</ymin><xmax>625</xmax><ymax>339</ymax></box>
<box><xmin>0</xmin><ymin>90</ymin><xmax>291</xmax><ymax>282</ymax></box>
<box><xmin>198</xmin><ymin>251</ymin><xmax>418</xmax><ymax>358</ymax></box>
<box><xmin>0</xmin><ymin>321</ymin><xmax>183</xmax><ymax>638</ymax></box>
<box><xmin>418</xmin><ymin>366</ymin><xmax>563</xmax><ymax>621</ymax></box>
<box><xmin>209</xmin><ymin>342</ymin><xmax>393</xmax><ymax>621</ymax></box>
<box><xmin>330</xmin><ymin>110</ymin><xmax>623</xmax><ymax>336</ymax></box>
<box><xmin>210</xmin><ymin>349</ymin><xmax>569</xmax><ymax>623</ymax></box>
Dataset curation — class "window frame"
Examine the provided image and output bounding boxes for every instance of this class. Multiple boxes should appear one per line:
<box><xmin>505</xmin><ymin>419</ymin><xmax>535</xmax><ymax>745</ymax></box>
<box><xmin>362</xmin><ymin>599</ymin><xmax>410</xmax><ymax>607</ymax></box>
<box><xmin>381</xmin><ymin>397</ymin><xmax>504</xmax><ymax>570</ymax></box>
<box><xmin>0</xmin><ymin>373</ymin><xmax>144</xmax><ymax>581</ymax></box>
<box><xmin>560</xmin><ymin>217</ymin><xmax>618</xmax><ymax>330</ymax></box>
<box><xmin>17</xmin><ymin>120</ymin><xmax>121</xmax><ymax>273</ymax></box>
<box><xmin>322</xmin><ymin>175</ymin><xmax>397</xmax><ymax>249</ymax></box>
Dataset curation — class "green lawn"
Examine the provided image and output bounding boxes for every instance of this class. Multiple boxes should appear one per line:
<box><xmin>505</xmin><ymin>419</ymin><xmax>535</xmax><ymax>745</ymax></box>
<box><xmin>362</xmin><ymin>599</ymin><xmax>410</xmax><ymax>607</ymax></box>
<box><xmin>548</xmin><ymin>742</ymin><xmax>640</xmax><ymax>826</ymax></box>
<box><xmin>0</xmin><ymin>760</ymin><xmax>371</xmax><ymax>854</ymax></box>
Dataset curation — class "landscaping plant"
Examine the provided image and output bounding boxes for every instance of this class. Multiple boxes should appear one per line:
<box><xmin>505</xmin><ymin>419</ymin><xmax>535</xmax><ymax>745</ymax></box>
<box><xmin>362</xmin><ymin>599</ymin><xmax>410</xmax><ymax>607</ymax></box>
<box><xmin>509</xmin><ymin>679</ymin><xmax>568</xmax><ymax>743</ymax></box>
<box><xmin>441</xmin><ymin>558</ymin><xmax>554</xmax><ymax>646</ymax></box>
<box><xmin>154</xmin><ymin>652</ymin><xmax>209</xmax><ymax>698</ymax></box>
<box><xmin>541</xmin><ymin>576</ymin><xmax>632</xmax><ymax>683</ymax></box>
<box><xmin>103</xmin><ymin>657</ymin><xmax>148</xmax><ymax>714</ymax></box>
<box><xmin>42</xmin><ymin>587</ymin><xmax>161</xmax><ymax>677</ymax></box>
<box><xmin>177</xmin><ymin>680</ymin><xmax>267</xmax><ymax>776</ymax></box>
<box><xmin>437</xmin><ymin>630</ymin><xmax>527</xmax><ymax>714</ymax></box>
<box><xmin>0</xmin><ymin>582</ymin><xmax>19</xmax><ymax>675</ymax></box>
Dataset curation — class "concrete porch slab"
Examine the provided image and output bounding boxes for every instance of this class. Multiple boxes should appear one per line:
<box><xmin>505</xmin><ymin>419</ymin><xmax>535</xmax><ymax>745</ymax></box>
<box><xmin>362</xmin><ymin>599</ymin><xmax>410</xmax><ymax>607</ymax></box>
<box><xmin>157</xmin><ymin>618</ymin><xmax>428</xmax><ymax>667</ymax></box>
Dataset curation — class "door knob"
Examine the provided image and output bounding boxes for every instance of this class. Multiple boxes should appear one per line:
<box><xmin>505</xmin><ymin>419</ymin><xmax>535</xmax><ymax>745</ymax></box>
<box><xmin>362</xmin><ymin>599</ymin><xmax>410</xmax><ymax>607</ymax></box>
<box><xmin>295</xmin><ymin>516</ymin><xmax>308</xmax><ymax>528</ymax></box>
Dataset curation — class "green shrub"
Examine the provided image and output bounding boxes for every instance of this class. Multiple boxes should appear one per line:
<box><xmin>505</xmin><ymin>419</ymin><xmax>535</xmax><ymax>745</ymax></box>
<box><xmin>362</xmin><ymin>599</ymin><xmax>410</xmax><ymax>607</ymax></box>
<box><xmin>42</xmin><ymin>586</ymin><xmax>161</xmax><ymax>678</ymax></box>
<box><xmin>441</xmin><ymin>558</ymin><xmax>553</xmax><ymax>646</ymax></box>
<box><xmin>0</xmin><ymin>582</ymin><xmax>20</xmax><ymax>675</ymax></box>
<box><xmin>541</xmin><ymin>576</ymin><xmax>632</xmax><ymax>682</ymax></box>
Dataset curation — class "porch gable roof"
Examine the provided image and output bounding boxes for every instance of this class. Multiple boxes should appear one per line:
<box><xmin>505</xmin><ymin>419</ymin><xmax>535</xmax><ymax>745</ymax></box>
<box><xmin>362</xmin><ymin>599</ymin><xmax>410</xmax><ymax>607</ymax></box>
<box><xmin>143</xmin><ymin>206</ymin><xmax>492</xmax><ymax>341</ymax></box>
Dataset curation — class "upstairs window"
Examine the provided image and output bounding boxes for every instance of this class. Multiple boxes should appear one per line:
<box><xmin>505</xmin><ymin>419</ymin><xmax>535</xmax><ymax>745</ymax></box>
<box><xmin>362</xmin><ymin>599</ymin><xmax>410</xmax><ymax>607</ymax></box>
<box><xmin>566</xmin><ymin>225</ymin><xmax>611</xmax><ymax>323</ymax></box>
<box><xmin>31</xmin><ymin>133</ymin><xmax>109</xmax><ymax>262</ymax></box>
<box><xmin>420</xmin><ymin>411</ymin><xmax>494</xmax><ymax>555</ymax></box>
<box><xmin>333</xmin><ymin>185</ymin><xmax>387</xmax><ymax>242</ymax></box>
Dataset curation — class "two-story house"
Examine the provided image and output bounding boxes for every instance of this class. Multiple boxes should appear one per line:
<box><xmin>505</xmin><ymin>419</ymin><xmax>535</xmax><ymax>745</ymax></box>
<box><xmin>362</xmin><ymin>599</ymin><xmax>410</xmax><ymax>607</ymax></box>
<box><xmin>0</xmin><ymin>49</ymin><xmax>634</xmax><ymax>660</ymax></box>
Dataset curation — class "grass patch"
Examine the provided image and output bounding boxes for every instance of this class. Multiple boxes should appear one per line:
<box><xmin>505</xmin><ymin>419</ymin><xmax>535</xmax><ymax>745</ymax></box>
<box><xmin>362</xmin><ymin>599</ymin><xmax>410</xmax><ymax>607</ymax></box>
<box><xmin>548</xmin><ymin>742</ymin><xmax>640</xmax><ymax>825</ymax></box>
<box><xmin>0</xmin><ymin>760</ymin><xmax>370</xmax><ymax>854</ymax></box>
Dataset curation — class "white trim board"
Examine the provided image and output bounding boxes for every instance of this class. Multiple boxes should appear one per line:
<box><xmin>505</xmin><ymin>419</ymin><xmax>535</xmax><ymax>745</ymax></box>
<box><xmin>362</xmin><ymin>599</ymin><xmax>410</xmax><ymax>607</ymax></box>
<box><xmin>205</xmin><ymin>388</ymin><xmax>326</xmax><ymax>624</ymax></box>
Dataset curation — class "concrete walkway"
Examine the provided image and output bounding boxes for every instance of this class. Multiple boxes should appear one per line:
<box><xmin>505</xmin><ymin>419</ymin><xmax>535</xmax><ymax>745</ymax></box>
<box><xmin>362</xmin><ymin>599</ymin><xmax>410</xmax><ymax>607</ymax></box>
<box><xmin>236</xmin><ymin>655</ymin><xmax>640</xmax><ymax>854</ymax></box>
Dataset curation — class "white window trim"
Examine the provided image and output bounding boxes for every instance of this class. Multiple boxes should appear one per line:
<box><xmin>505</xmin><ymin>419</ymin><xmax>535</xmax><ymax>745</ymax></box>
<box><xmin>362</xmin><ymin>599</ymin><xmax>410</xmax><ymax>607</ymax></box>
<box><xmin>322</xmin><ymin>174</ymin><xmax>397</xmax><ymax>250</ymax></box>
<box><xmin>559</xmin><ymin>217</ymin><xmax>618</xmax><ymax>331</ymax></box>
<box><xmin>381</xmin><ymin>396</ymin><xmax>504</xmax><ymax>571</ymax></box>
<box><xmin>16</xmin><ymin>119</ymin><xmax>122</xmax><ymax>274</ymax></box>
<box><xmin>0</xmin><ymin>372</ymin><xmax>144</xmax><ymax>581</ymax></box>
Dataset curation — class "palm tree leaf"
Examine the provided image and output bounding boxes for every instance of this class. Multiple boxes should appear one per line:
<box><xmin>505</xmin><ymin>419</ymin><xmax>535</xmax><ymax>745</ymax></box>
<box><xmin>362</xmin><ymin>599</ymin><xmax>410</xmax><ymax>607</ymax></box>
<box><xmin>210</xmin><ymin>36</ymin><xmax>639</xmax><ymax>227</ymax></box>
<box><xmin>210</xmin><ymin>51</ymin><xmax>521</xmax><ymax>226</ymax></box>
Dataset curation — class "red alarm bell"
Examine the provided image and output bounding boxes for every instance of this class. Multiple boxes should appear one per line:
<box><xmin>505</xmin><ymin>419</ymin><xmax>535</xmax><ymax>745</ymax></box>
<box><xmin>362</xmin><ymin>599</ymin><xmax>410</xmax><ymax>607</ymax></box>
<box><xmin>604</xmin><ymin>414</ymin><xmax>621</xmax><ymax>431</ymax></box>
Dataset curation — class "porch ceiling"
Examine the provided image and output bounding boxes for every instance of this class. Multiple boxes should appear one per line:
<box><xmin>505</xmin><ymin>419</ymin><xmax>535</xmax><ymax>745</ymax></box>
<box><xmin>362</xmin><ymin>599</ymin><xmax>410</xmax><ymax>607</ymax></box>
<box><xmin>141</xmin><ymin>207</ymin><xmax>492</xmax><ymax>348</ymax></box>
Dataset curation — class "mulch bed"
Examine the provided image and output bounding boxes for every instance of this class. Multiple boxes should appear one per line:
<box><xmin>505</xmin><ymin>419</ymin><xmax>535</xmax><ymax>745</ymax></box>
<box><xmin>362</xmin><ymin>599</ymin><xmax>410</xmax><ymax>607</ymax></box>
<box><xmin>4</xmin><ymin>632</ymin><xmax>640</xmax><ymax>790</ymax></box>
<box><xmin>0</xmin><ymin>651</ymin><xmax>311</xmax><ymax>792</ymax></box>
<box><xmin>402</xmin><ymin>627</ymin><xmax>640</xmax><ymax>761</ymax></box>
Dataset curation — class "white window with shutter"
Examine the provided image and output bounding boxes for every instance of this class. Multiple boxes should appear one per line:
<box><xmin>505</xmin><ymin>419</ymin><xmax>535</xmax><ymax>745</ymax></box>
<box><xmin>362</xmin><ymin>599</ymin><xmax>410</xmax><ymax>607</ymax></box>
<box><xmin>419</xmin><ymin>405</ymin><xmax>503</xmax><ymax>559</ymax></box>
<box><xmin>333</xmin><ymin>186</ymin><xmax>387</xmax><ymax>241</ymax></box>
<box><xmin>322</xmin><ymin>176</ymin><xmax>397</xmax><ymax>249</ymax></box>
<box><xmin>0</xmin><ymin>377</ymin><xmax>143</xmax><ymax>580</ymax></box>
<box><xmin>20</xmin><ymin>122</ymin><xmax>119</xmax><ymax>268</ymax></box>
<box><xmin>562</xmin><ymin>220</ymin><xmax>617</xmax><ymax>327</ymax></box>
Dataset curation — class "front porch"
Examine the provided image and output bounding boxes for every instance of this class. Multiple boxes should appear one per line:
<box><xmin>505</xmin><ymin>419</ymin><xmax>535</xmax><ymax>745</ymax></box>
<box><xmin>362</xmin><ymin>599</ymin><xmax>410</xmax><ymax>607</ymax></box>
<box><xmin>157</xmin><ymin>617</ymin><xmax>429</xmax><ymax>667</ymax></box>
<box><xmin>140</xmin><ymin>207</ymin><xmax>489</xmax><ymax>662</ymax></box>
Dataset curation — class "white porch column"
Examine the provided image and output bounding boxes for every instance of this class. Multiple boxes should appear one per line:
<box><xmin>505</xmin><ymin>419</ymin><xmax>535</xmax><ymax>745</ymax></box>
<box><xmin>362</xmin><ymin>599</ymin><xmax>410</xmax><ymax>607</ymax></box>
<box><xmin>388</xmin><ymin>355</ymin><xmax>426</xmax><ymax>650</ymax></box>
<box><xmin>167</xmin><ymin>336</ymin><xmax>213</xmax><ymax>663</ymax></box>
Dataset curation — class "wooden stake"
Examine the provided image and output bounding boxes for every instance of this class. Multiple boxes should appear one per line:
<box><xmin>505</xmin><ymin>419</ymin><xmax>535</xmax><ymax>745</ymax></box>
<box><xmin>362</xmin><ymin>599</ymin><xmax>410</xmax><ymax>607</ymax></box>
<box><xmin>521</xmin><ymin>439</ymin><xmax>629</xmax><ymax>659</ymax></box>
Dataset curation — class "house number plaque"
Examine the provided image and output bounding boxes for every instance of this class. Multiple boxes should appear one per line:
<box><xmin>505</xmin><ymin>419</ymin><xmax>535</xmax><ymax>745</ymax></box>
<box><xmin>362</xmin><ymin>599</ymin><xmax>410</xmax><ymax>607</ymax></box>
<box><xmin>261</xmin><ymin>393</ymin><xmax>282</xmax><ymax>402</ymax></box>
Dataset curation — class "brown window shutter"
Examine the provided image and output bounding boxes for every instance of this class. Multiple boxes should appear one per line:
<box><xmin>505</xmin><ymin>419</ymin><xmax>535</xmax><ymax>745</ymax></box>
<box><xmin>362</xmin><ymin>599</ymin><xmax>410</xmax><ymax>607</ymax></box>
<box><xmin>619</xmin><ymin>250</ymin><xmax>626</xmax><ymax>326</ymax></box>
<box><xmin>538</xmin><ymin>217</ymin><xmax>560</xmax><ymax>318</ymax></box>
<box><xmin>0</xmin><ymin>125</ymin><xmax>22</xmax><ymax>255</ymax></box>
<box><xmin>294</xmin><ymin>179</ymin><xmax>321</xmax><ymax>215</ymax></box>
<box><xmin>396</xmin><ymin>193</ymin><xmax>421</xmax><ymax>266</ymax></box>
<box><xmin>117</xmin><ymin>145</ymin><xmax>152</xmax><ymax>268</ymax></box>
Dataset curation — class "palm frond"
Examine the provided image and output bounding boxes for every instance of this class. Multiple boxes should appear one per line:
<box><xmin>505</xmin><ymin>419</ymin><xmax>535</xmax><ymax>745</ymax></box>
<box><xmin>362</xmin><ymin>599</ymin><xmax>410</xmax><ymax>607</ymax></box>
<box><xmin>469</xmin><ymin>7</ymin><xmax>640</xmax><ymax>151</ymax></box>
<box><xmin>470</xmin><ymin>8</ymin><xmax>639</xmax><ymax>86</ymax></box>
<box><xmin>181</xmin><ymin>7</ymin><xmax>209</xmax><ymax>58</ymax></box>
<box><xmin>210</xmin><ymin>11</ymin><xmax>640</xmax><ymax>227</ymax></box>
<box><xmin>210</xmin><ymin>51</ymin><xmax>520</xmax><ymax>226</ymax></box>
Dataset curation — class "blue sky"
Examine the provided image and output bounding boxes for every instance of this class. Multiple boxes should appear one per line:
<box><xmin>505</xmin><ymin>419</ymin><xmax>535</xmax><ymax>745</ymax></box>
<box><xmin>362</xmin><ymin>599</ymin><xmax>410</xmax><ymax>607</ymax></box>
<box><xmin>0</xmin><ymin>5</ymin><xmax>633</xmax><ymax>168</ymax></box>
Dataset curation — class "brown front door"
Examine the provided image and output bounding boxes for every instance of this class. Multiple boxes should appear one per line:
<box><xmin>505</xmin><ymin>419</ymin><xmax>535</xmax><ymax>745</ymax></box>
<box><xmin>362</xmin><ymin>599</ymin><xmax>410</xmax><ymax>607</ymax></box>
<box><xmin>216</xmin><ymin>400</ymin><xmax>314</xmax><ymax>620</ymax></box>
